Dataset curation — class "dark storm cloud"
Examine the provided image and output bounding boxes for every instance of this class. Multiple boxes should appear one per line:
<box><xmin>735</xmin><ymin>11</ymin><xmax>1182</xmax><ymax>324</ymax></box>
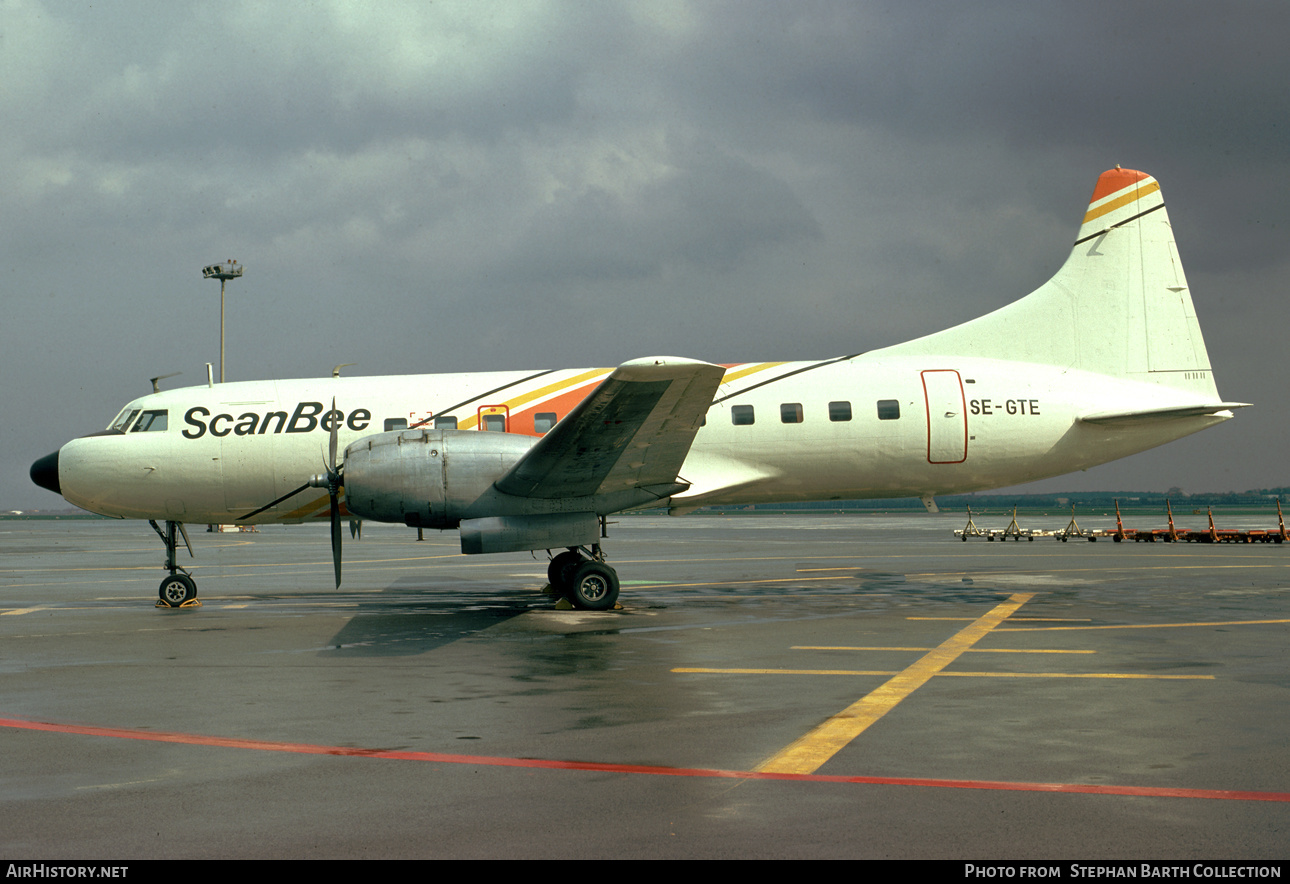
<box><xmin>506</xmin><ymin>141</ymin><xmax>821</xmax><ymax>285</ymax></box>
<box><xmin>671</xmin><ymin>3</ymin><xmax>1290</xmax><ymax>251</ymax></box>
<box><xmin>686</xmin><ymin>2</ymin><xmax>1289</xmax><ymax>159</ymax></box>
<box><xmin>13</xmin><ymin>3</ymin><xmax>601</xmax><ymax>160</ymax></box>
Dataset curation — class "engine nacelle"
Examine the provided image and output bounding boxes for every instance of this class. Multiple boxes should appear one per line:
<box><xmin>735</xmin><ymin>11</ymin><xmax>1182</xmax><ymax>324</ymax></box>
<box><xmin>342</xmin><ymin>429</ymin><xmax>536</xmax><ymax>529</ymax></box>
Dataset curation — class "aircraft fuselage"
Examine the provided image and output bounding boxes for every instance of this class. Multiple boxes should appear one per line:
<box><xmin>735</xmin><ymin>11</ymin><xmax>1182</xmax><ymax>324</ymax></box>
<box><xmin>52</xmin><ymin>353</ymin><xmax>1229</xmax><ymax>525</ymax></box>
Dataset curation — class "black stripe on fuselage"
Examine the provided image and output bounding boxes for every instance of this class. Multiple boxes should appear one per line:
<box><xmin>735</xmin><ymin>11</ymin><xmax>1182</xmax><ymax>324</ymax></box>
<box><xmin>238</xmin><ymin>482</ymin><xmax>312</xmax><ymax>521</ymax></box>
<box><xmin>711</xmin><ymin>354</ymin><xmax>861</xmax><ymax>404</ymax></box>
<box><xmin>431</xmin><ymin>368</ymin><xmax>560</xmax><ymax>418</ymax></box>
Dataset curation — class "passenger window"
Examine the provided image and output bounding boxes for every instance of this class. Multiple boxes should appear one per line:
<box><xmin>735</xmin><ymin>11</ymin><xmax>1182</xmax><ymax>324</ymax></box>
<box><xmin>131</xmin><ymin>410</ymin><xmax>168</xmax><ymax>432</ymax></box>
<box><xmin>482</xmin><ymin>414</ymin><xmax>506</xmax><ymax>432</ymax></box>
<box><xmin>829</xmin><ymin>401</ymin><xmax>852</xmax><ymax>422</ymax></box>
<box><xmin>384</xmin><ymin>418</ymin><xmax>408</xmax><ymax>432</ymax></box>
<box><xmin>732</xmin><ymin>405</ymin><xmax>755</xmax><ymax>426</ymax></box>
<box><xmin>877</xmin><ymin>400</ymin><xmax>901</xmax><ymax>420</ymax></box>
<box><xmin>534</xmin><ymin>412</ymin><xmax>557</xmax><ymax>434</ymax></box>
<box><xmin>780</xmin><ymin>403</ymin><xmax>803</xmax><ymax>424</ymax></box>
<box><xmin>434</xmin><ymin>416</ymin><xmax>458</xmax><ymax>430</ymax></box>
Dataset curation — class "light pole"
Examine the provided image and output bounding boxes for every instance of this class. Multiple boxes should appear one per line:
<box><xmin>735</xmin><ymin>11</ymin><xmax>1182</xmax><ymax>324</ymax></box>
<box><xmin>202</xmin><ymin>260</ymin><xmax>243</xmax><ymax>383</ymax></box>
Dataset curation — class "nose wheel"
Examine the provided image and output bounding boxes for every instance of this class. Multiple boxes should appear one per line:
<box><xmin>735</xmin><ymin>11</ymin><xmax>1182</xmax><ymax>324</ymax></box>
<box><xmin>150</xmin><ymin>519</ymin><xmax>201</xmax><ymax>608</ymax></box>
<box><xmin>159</xmin><ymin>573</ymin><xmax>197</xmax><ymax>606</ymax></box>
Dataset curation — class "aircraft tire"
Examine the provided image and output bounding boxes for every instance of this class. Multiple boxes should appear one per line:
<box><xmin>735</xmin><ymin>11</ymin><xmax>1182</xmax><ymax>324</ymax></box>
<box><xmin>547</xmin><ymin>550</ymin><xmax>583</xmax><ymax>591</ymax></box>
<box><xmin>159</xmin><ymin>574</ymin><xmax>196</xmax><ymax>607</ymax></box>
<box><xmin>568</xmin><ymin>561</ymin><xmax>619</xmax><ymax>611</ymax></box>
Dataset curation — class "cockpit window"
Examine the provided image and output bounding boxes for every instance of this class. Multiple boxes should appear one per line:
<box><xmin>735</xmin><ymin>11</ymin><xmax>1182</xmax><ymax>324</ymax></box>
<box><xmin>109</xmin><ymin>408</ymin><xmax>141</xmax><ymax>433</ymax></box>
<box><xmin>130</xmin><ymin>410</ymin><xmax>168</xmax><ymax>432</ymax></box>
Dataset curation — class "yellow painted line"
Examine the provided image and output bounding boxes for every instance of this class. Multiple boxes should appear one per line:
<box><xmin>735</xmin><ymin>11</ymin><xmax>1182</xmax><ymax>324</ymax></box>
<box><xmin>676</xmin><ymin>667</ymin><xmax>1210</xmax><ymax>680</ymax></box>
<box><xmin>1</xmin><ymin>607</ymin><xmax>49</xmax><ymax>616</ymax></box>
<box><xmin>1008</xmin><ymin>618</ymin><xmax>1091</xmax><ymax>622</ymax></box>
<box><xmin>220</xmin><ymin>553</ymin><xmax>465</xmax><ymax>570</ymax></box>
<box><xmin>933</xmin><ymin>672</ymin><xmax>1211</xmax><ymax>681</ymax></box>
<box><xmin>753</xmin><ymin>593</ymin><xmax>1033</xmax><ymax>775</ymax></box>
<box><xmin>678</xmin><ymin>668</ymin><xmax>897</xmax><ymax>677</ymax></box>
<box><xmin>632</xmin><ymin>575</ymin><xmax>886</xmax><ymax>590</ymax></box>
<box><xmin>909</xmin><ymin>617</ymin><xmax>1091</xmax><ymax>622</ymax></box>
<box><xmin>792</xmin><ymin>646</ymin><xmax>1095</xmax><ymax>654</ymax></box>
<box><xmin>998</xmin><ymin>618</ymin><xmax>1290</xmax><ymax>632</ymax></box>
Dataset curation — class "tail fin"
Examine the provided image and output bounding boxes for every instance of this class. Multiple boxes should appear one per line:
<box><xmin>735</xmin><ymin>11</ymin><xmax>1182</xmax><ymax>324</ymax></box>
<box><xmin>884</xmin><ymin>168</ymin><xmax>1218</xmax><ymax>398</ymax></box>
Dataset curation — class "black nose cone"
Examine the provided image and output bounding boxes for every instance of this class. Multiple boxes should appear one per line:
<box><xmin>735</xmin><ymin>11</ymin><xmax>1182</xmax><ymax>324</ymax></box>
<box><xmin>30</xmin><ymin>451</ymin><xmax>61</xmax><ymax>495</ymax></box>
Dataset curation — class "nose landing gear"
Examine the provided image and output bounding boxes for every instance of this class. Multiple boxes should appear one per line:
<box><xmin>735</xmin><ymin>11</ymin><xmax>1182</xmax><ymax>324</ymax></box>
<box><xmin>150</xmin><ymin>519</ymin><xmax>200</xmax><ymax>608</ymax></box>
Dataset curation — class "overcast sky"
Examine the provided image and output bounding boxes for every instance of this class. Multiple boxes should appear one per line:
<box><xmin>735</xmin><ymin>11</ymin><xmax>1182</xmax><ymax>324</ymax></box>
<box><xmin>8</xmin><ymin>1</ymin><xmax>1290</xmax><ymax>510</ymax></box>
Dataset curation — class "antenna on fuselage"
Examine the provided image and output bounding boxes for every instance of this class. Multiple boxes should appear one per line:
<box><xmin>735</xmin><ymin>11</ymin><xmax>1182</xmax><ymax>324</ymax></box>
<box><xmin>206</xmin><ymin>363</ymin><xmax>214</xmax><ymax>388</ymax></box>
<box><xmin>332</xmin><ymin>363</ymin><xmax>356</xmax><ymax>378</ymax></box>
<box><xmin>150</xmin><ymin>372</ymin><xmax>181</xmax><ymax>394</ymax></box>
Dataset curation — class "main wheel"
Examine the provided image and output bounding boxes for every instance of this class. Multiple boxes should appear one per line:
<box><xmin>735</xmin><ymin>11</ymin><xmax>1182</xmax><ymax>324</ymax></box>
<box><xmin>158</xmin><ymin>574</ymin><xmax>196</xmax><ymax>606</ymax></box>
<box><xmin>547</xmin><ymin>550</ymin><xmax>583</xmax><ymax>591</ymax></box>
<box><xmin>568</xmin><ymin>561</ymin><xmax>620</xmax><ymax>611</ymax></box>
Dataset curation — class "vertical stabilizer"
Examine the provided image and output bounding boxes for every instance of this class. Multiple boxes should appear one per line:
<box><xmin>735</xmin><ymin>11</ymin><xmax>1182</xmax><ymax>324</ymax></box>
<box><xmin>882</xmin><ymin>168</ymin><xmax>1219</xmax><ymax>398</ymax></box>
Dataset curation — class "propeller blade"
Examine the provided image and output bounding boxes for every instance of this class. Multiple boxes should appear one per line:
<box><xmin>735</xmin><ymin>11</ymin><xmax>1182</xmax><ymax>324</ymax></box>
<box><xmin>330</xmin><ymin>486</ymin><xmax>343</xmax><ymax>588</ymax></box>
<box><xmin>328</xmin><ymin>397</ymin><xmax>339</xmax><ymax>478</ymax></box>
<box><xmin>328</xmin><ymin>397</ymin><xmax>343</xmax><ymax>588</ymax></box>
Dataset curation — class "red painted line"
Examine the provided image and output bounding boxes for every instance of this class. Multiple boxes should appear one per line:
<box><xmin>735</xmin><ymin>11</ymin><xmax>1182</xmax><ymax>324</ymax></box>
<box><xmin>4</xmin><ymin>715</ymin><xmax>1288</xmax><ymax>803</ymax></box>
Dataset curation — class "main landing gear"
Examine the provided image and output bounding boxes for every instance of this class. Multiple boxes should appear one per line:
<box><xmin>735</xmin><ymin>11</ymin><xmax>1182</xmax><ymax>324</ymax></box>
<box><xmin>547</xmin><ymin>544</ymin><xmax>620</xmax><ymax>611</ymax></box>
<box><xmin>150</xmin><ymin>519</ymin><xmax>200</xmax><ymax>608</ymax></box>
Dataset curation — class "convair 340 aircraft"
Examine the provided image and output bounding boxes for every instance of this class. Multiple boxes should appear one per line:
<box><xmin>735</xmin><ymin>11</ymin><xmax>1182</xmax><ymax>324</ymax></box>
<box><xmin>30</xmin><ymin>167</ymin><xmax>1245</xmax><ymax>610</ymax></box>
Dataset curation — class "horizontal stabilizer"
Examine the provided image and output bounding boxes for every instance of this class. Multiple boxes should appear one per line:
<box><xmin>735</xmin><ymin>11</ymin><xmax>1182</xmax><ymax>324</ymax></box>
<box><xmin>1079</xmin><ymin>402</ymin><xmax>1249</xmax><ymax>426</ymax></box>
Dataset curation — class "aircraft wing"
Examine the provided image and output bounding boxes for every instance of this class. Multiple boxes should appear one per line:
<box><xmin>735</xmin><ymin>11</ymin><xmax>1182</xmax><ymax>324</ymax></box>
<box><xmin>1078</xmin><ymin>402</ymin><xmax>1250</xmax><ymax>425</ymax></box>
<box><xmin>494</xmin><ymin>356</ymin><xmax>725</xmax><ymax>500</ymax></box>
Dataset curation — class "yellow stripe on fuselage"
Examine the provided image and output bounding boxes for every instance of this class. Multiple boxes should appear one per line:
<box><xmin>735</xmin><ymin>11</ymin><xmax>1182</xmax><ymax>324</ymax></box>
<box><xmin>457</xmin><ymin>368</ymin><xmax>611</xmax><ymax>430</ymax></box>
<box><xmin>721</xmin><ymin>362</ymin><xmax>788</xmax><ymax>385</ymax></box>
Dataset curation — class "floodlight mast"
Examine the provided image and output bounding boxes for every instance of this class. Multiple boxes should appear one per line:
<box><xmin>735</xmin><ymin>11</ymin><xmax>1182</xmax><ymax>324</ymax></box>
<box><xmin>201</xmin><ymin>260</ymin><xmax>243</xmax><ymax>383</ymax></box>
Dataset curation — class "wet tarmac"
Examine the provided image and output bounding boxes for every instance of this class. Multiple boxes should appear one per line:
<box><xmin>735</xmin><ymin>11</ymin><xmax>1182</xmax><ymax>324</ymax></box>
<box><xmin>1</xmin><ymin>512</ymin><xmax>1287</xmax><ymax>859</ymax></box>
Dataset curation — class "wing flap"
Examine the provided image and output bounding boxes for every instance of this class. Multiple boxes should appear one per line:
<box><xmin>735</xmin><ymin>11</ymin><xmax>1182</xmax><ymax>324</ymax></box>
<box><xmin>495</xmin><ymin>357</ymin><xmax>724</xmax><ymax>500</ymax></box>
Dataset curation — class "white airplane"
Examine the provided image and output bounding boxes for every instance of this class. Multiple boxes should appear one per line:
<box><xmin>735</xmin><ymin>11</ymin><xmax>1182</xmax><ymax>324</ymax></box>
<box><xmin>30</xmin><ymin>167</ymin><xmax>1246</xmax><ymax>610</ymax></box>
